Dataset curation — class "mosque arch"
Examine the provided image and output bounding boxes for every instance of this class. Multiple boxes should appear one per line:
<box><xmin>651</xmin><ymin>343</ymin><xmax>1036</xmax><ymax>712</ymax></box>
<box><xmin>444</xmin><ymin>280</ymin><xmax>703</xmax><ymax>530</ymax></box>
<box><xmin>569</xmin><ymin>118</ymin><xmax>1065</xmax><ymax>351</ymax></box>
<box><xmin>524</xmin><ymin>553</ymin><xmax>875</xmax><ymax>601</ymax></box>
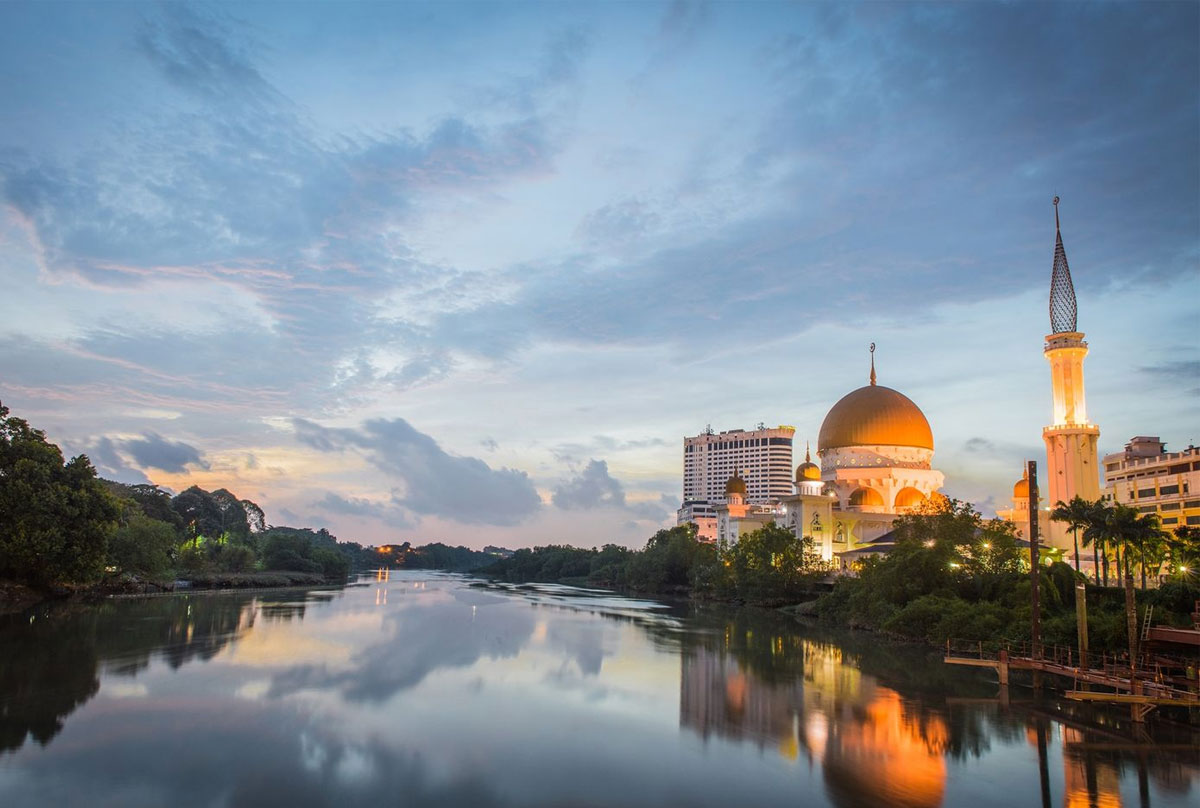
<box><xmin>894</xmin><ymin>487</ymin><xmax>927</xmax><ymax>511</ymax></box>
<box><xmin>848</xmin><ymin>487</ymin><xmax>884</xmax><ymax>508</ymax></box>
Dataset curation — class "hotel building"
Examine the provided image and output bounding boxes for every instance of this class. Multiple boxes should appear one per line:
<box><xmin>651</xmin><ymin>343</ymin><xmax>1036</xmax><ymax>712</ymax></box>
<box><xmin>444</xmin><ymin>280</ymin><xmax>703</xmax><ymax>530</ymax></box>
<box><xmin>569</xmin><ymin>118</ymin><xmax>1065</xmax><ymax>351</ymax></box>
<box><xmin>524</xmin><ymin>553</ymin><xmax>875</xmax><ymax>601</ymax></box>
<box><xmin>678</xmin><ymin>425</ymin><xmax>795</xmax><ymax>540</ymax></box>
<box><xmin>1103</xmin><ymin>437</ymin><xmax>1200</xmax><ymax>531</ymax></box>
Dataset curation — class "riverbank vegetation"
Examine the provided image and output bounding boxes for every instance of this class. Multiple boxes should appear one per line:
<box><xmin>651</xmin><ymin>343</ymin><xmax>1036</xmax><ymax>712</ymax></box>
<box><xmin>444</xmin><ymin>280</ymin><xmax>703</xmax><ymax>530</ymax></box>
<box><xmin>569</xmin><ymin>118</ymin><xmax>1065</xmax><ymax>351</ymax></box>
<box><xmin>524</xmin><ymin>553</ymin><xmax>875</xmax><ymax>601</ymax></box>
<box><xmin>482</xmin><ymin>499</ymin><xmax>1200</xmax><ymax>654</ymax></box>
<box><xmin>0</xmin><ymin>403</ymin><xmax>492</xmax><ymax>600</ymax></box>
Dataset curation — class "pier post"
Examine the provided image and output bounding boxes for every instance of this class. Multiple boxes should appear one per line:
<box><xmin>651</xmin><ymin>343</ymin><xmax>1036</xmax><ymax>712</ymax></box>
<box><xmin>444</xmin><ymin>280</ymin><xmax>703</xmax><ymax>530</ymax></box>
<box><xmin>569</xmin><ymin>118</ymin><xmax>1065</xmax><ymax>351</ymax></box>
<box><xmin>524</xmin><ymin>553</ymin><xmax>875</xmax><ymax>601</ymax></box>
<box><xmin>998</xmin><ymin>649</ymin><xmax>1009</xmax><ymax>686</ymax></box>
<box><xmin>1075</xmin><ymin>582</ymin><xmax>1089</xmax><ymax>691</ymax></box>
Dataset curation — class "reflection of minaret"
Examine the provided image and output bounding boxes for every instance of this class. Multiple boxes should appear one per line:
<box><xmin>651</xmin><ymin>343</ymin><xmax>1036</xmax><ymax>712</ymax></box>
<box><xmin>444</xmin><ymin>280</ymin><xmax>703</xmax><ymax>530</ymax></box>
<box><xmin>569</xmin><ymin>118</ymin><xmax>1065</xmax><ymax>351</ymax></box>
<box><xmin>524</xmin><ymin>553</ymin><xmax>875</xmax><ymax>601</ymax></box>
<box><xmin>1043</xmin><ymin>197</ymin><xmax>1101</xmax><ymax>547</ymax></box>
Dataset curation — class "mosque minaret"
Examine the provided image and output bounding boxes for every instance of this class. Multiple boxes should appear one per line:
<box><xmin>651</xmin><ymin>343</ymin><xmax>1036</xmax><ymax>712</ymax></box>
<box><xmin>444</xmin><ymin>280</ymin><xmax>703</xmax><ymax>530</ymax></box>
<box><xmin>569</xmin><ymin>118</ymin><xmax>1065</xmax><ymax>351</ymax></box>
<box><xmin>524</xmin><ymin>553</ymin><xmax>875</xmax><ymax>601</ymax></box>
<box><xmin>1042</xmin><ymin>197</ymin><xmax>1101</xmax><ymax>544</ymax></box>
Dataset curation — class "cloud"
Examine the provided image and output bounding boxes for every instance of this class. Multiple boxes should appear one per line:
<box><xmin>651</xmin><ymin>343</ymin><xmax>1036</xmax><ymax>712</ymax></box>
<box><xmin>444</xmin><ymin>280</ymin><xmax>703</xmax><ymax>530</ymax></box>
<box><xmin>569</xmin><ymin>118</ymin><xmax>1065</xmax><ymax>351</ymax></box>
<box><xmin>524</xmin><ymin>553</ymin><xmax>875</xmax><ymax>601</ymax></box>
<box><xmin>294</xmin><ymin>417</ymin><xmax>542</xmax><ymax>526</ymax></box>
<box><xmin>963</xmin><ymin>437</ymin><xmax>997</xmax><ymax>455</ymax></box>
<box><xmin>72</xmin><ymin>436</ymin><xmax>150</xmax><ymax>484</ymax></box>
<box><xmin>121</xmin><ymin>432</ymin><xmax>209</xmax><ymax>473</ymax></box>
<box><xmin>552</xmin><ymin>459</ymin><xmax>625</xmax><ymax>510</ymax></box>
<box><xmin>1140</xmin><ymin>360</ymin><xmax>1200</xmax><ymax>396</ymax></box>
<box><xmin>550</xmin><ymin>460</ymin><xmax>671</xmax><ymax>523</ymax></box>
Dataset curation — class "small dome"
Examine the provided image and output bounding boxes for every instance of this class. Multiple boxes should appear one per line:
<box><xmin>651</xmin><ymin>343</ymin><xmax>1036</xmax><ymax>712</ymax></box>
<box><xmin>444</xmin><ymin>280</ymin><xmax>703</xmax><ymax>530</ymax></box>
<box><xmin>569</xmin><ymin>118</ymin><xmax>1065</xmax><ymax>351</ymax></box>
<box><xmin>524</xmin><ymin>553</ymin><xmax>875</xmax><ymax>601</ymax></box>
<box><xmin>725</xmin><ymin>473</ymin><xmax>747</xmax><ymax>496</ymax></box>
<box><xmin>818</xmin><ymin>384</ymin><xmax>934</xmax><ymax>451</ymax></box>
<box><xmin>796</xmin><ymin>462</ymin><xmax>821</xmax><ymax>482</ymax></box>
<box><xmin>1013</xmin><ymin>477</ymin><xmax>1029</xmax><ymax>498</ymax></box>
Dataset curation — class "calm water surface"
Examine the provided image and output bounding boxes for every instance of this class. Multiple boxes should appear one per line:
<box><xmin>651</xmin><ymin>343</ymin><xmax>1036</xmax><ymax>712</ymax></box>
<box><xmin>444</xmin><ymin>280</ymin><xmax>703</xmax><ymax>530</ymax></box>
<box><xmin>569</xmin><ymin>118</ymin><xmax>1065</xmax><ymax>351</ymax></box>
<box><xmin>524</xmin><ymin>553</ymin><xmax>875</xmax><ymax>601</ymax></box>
<box><xmin>1</xmin><ymin>571</ymin><xmax>1196</xmax><ymax>807</ymax></box>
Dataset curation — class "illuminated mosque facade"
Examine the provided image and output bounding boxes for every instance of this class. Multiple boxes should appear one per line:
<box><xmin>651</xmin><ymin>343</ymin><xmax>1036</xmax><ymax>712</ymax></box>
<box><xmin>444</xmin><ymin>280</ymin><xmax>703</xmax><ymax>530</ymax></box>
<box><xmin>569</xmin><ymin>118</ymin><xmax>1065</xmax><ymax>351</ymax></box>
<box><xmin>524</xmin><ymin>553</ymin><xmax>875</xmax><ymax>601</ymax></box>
<box><xmin>696</xmin><ymin>198</ymin><xmax>1113</xmax><ymax>566</ymax></box>
<box><xmin>710</xmin><ymin>344</ymin><xmax>946</xmax><ymax>562</ymax></box>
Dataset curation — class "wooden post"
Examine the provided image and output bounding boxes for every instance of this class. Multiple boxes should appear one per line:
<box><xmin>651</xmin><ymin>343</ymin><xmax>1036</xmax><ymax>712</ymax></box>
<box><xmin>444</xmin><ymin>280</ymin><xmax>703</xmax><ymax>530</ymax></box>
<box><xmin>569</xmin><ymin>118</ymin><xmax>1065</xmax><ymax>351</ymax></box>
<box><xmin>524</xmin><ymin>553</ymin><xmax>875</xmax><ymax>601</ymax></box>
<box><xmin>1027</xmin><ymin>461</ymin><xmax>1042</xmax><ymax>661</ymax></box>
<box><xmin>1076</xmin><ymin>582</ymin><xmax>1090</xmax><ymax>691</ymax></box>
<box><xmin>998</xmin><ymin>649</ymin><xmax>1009</xmax><ymax>686</ymax></box>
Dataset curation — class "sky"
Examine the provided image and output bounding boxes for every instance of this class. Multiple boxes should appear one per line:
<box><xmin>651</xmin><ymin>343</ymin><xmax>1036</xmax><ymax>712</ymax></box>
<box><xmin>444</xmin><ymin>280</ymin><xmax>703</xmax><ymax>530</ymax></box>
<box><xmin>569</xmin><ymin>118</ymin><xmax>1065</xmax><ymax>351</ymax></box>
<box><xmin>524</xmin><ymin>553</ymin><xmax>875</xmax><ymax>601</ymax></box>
<box><xmin>0</xmin><ymin>1</ymin><xmax>1196</xmax><ymax>550</ymax></box>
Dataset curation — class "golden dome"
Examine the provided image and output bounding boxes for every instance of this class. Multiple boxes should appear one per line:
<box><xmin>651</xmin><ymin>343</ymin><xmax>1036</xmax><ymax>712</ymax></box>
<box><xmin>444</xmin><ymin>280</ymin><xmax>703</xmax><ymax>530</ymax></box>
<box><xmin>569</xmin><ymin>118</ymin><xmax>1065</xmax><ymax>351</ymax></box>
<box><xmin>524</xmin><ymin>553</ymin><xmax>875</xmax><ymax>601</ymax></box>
<box><xmin>725</xmin><ymin>473</ymin><xmax>747</xmax><ymax>496</ymax></box>
<box><xmin>796</xmin><ymin>443</ymin><xmax>821</xmax><ymax>481</ymax></box>
<box><xmin>1013</xmin><ymin>476</ymin><xmax>1029</xmax><ymax>498</ymax></box>
<box><xmin>818</xmin><ymin>384</ymin><xmax>934</xmax><ymax>451</ymax></box>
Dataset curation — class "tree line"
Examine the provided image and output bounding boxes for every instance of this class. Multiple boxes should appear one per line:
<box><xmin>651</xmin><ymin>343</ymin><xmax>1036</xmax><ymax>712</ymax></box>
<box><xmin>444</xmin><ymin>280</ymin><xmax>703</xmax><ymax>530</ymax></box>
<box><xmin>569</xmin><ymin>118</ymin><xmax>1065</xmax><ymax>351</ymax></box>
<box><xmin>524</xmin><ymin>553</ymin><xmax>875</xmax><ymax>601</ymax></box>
<box><xmin>482</xmin><ymin>498</ymin><xmax>1200</xmax><ymax>654</ymax></box>
<box><xmin>481</xmin><ymin>521</ymin><xmax>831</xmax><ymax>605</ymax></box>
<box><xmin>0</xmin><ymin>403</ymin><xmax>485</xmax><ymax>590</ymax></box>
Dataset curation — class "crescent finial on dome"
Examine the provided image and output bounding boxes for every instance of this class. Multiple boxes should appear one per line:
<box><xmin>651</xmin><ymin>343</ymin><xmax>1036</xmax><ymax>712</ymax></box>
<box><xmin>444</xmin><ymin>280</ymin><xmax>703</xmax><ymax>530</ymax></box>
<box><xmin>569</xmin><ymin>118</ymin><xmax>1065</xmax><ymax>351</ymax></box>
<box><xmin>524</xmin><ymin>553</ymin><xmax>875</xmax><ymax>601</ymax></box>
<box><xmin>869</xmin><ymin>343</ymin><xmax>876</xmax><ymax>386</ymax></box>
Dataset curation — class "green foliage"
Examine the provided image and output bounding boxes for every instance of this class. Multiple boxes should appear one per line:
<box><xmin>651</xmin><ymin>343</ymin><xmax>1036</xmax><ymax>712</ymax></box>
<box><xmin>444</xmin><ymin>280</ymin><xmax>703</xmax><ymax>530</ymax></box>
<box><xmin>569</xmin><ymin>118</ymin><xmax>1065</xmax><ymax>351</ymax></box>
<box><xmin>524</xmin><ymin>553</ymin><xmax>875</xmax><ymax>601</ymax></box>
<box><xmin>107</xmin><ymin>512</ymin><xmax>177</xmax><ymax>578</ymax></box>
<box><xmin>400</xmin><ymin>542</ymin><xmax>494</xmax><ymax>572</ymax></box>
<box><xmin>626</xmin><ymin>524</ymin><xmax>713</xmax><ymax>592</ymax></box>
<box><xmin>261</xmin><ymin>531</ymin><xmax>320</xmax><ymax>573</ymax></box>
<box><xmin>312</xmin><ymin>547</ymin><xmax>350</xmax><ymax>579</ymax></box>
<box><xmin>101</xmin><ymin>481</ymin><xmax>185</xmax><ymax>535</ymax></box>
<box><xmin>0</xmin><ymin>404</ymin><xmax>119</xmax><ymax>586</ymax></box>
<box><xmin>716</xmin><ymin>523</ymin><xmax>825</xmax><ymax>604</ymax></box>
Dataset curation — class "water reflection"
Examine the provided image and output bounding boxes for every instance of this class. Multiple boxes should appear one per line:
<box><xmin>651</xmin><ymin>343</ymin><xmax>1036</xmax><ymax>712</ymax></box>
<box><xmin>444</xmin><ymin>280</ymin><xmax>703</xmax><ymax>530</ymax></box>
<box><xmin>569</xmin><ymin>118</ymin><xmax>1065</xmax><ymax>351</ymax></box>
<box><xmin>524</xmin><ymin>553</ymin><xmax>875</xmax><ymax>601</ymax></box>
<box><xmin>675</xmin><ymin>607</ymin><xmax>1198</xmax><ymax>808</ymax></box>
<box><xmin>680</xmin><ymin>634</ymin><xmax>949</xmax><ymax>807</ymax></box>
<box><xmin>0</xmin><ymin>574</ymin><xmax>1195</xmax><ymax>808</ymax></box>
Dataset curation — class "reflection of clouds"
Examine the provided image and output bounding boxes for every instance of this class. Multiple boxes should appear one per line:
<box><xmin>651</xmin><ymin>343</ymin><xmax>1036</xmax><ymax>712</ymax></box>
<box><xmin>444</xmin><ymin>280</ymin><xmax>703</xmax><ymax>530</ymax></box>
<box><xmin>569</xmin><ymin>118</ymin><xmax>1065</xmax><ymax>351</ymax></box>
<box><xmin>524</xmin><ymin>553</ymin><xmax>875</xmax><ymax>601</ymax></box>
<box><xmin>267</xmin><ymin>597</ymin><xmax>536</xmax><ymax>703</ymax></box>
<box><xmin>2</xmin><ymin>699</ymin><xmax>513</xmax><ymax>808</ymax></box>
<box><xmin>545</xmin><ymin>621</ymin><xmax>609</xmax><ymax>677</ymax></box>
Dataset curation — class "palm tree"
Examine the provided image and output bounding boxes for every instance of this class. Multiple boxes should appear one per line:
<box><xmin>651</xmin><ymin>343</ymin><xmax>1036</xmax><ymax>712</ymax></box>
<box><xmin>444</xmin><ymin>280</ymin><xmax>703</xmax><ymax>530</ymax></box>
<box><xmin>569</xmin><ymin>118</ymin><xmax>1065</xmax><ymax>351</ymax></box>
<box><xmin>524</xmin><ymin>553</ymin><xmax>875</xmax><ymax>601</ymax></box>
<box><xmin>1089</xmin><ymin>503</ymin><xmax>1143</xmax><ymax>663</ymax></box>
<box><xmin>1051</xmin><ymin>496</ymin><xmax>1093</xmax><ymax>574</ymax></box>
<box><xmin>1081</xmin><ymin>499</ymin><xmax>1113</xmax><ymax>586</ymax></box>
<box><xmin>1127</xmin><ymin>512</ymin><xmax>1168</xmax><ymax>589</ymax></box>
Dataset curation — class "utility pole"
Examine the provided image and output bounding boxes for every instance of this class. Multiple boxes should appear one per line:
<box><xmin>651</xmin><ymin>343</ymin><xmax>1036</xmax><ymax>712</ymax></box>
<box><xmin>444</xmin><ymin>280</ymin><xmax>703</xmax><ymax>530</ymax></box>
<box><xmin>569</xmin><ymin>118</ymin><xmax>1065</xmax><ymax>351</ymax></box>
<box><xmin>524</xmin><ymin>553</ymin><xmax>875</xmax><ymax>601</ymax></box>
<box><xmin>1028</xmin><ymin>460</ymin><xmax>1042</xmax><ymax>661</ymax></box>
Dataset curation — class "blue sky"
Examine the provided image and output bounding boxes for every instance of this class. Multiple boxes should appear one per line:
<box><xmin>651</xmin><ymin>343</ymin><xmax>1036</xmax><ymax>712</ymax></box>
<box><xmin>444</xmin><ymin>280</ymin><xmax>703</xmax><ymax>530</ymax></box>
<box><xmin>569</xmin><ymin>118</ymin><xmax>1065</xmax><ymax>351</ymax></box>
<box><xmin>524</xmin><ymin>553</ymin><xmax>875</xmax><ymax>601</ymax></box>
<box><xmin>1</xmin><ymin>1</ymin><xmax>1196</xmax><ymax>548</ymax></box>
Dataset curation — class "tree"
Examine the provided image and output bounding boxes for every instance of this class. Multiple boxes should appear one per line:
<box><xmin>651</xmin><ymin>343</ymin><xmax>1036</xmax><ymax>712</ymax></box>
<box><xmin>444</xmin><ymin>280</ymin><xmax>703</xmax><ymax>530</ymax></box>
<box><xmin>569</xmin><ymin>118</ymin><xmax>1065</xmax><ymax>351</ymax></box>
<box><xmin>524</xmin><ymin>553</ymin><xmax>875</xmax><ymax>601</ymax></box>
<box><xmin>0</xmin><ymin>403</ymin><xmax>119</xmax><ymax>586</ymax></box>
<box><xmin>171</xmin><ymin>486</ymin><xmax>224</xmax><ymax>544</ymax></box>
<box><xmin>1128</xmin><ymin>512</ymin><xmax>1168</xmax><ymax>590</ymax></box>
<box><xmin>1082</xmin><ymin>499</ymin><xmax>1121</xmax><ymax>587</ymax></box>
<box><xmin>1051</xmin><ymin>496</ymin><xmax>1094</xmax><ymax>575</ymax></box>
<box><xmin>107</xmin><ymin>511</ymin><xmax>177</xmax><ymax>577</ymax></box>
<box><xmin>1165</xmin><ymin>526</ymin><xmax>1200</xmax><ymax>578</ymax></box>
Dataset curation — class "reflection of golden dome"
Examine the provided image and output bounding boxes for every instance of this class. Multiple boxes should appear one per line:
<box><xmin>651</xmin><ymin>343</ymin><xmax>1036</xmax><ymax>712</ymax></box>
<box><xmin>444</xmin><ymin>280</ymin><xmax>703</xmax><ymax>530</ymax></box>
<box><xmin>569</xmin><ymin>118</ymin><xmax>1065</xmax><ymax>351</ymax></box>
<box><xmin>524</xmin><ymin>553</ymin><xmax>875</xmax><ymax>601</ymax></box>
<box><xmin>818</xmin><ymin>384</ymin><xmax>934</xmax><ymax>451</ymax></box>
<box><xmin>725</xmin><ymin>473</ymin><xmax>747</xmax><ymax>496</ymax></box>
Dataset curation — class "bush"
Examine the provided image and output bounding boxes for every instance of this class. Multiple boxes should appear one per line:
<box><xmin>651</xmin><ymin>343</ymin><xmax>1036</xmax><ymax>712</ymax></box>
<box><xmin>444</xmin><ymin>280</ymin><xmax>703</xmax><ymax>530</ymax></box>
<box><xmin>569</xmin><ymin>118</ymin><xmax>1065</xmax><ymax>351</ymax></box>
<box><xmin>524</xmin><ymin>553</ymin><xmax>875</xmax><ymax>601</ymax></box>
<box><xmin>107</xmin><ymin>513</ymin><xmax>177</xmax><ymax>578</ymax></box>
<box><xmin>313</xmin><ymin>548</ymin><xmax>350</xmax><ymax>579</ymax></box>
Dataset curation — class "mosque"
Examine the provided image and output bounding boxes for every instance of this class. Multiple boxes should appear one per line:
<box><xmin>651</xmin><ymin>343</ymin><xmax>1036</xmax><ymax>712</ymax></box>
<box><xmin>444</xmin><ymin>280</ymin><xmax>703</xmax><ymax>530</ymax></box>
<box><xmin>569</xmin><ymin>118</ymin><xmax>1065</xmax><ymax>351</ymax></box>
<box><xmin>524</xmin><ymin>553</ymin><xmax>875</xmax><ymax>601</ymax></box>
<box><xmin>716</xmin><ymin>344</ymin><xmax>946</xmax><ymax>562</ymax></box>
<box><xmin>710</xmin><ymin>198</ymin><xmax>1100</xmax><ymax>567</ymax></box>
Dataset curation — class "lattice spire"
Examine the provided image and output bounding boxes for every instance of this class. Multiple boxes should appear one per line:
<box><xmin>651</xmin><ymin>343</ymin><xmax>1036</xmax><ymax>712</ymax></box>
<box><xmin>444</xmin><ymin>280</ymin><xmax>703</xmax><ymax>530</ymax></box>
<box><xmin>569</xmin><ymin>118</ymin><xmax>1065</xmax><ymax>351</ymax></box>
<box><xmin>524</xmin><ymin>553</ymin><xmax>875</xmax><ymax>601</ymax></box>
<box><xmin>1049</xmin><ymin>196</ymin><xmax>1078</xmax><ymax>333</ymax></box>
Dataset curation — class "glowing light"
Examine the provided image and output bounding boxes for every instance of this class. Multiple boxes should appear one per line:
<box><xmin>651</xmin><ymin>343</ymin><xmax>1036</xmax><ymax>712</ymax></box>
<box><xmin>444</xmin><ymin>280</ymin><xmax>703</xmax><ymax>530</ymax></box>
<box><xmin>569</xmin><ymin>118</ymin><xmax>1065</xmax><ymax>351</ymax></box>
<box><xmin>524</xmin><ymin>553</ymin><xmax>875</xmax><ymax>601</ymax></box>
<box><xmin>948</xmin><ymin>562</ymin><xmax>960</xmax><ymax>568</ymax></box>
<box><xmin>982</xmin><ymin>542</ymin><xmax>991</xmax><ymax>549</ymax></box>
<box><xmin>924</xmin><ymin>540</ymin><xmax>935</xmax><ymax>548</ymax></box>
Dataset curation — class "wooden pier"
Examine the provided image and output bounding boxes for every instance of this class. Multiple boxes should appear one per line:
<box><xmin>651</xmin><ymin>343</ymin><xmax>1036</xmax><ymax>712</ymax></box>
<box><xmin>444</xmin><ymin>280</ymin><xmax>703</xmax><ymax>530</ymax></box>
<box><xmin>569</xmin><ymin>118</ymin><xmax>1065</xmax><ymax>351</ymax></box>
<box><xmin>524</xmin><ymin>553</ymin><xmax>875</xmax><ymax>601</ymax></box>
<box><xmin>944</xmin><ymin>640</ymin><xmax>1199</xmax><ymax>721</ymax></box>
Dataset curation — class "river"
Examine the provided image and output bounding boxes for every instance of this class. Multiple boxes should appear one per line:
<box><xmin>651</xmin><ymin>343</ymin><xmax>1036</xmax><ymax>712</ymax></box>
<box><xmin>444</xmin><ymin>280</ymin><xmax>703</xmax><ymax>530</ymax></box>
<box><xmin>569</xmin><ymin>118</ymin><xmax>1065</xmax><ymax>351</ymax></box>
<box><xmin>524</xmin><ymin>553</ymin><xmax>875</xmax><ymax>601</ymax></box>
<box><xmin>1</xmin><ymin>571</ymin><xmax>1196</xmax><ymax>807</ymax></box>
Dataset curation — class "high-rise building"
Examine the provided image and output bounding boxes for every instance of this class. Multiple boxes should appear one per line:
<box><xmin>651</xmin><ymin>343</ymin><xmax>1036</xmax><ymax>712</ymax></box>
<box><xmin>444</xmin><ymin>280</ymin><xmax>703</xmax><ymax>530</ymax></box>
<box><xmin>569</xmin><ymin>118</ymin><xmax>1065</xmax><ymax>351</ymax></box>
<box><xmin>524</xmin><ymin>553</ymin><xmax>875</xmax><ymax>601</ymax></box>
<box><xmin>1042</xmin><ymin>197</ymin><xmax>1101</xmax><ymax>548</ymax></box>
<box><xmin>682</xmin><ymin>424</ymin><xmax>795</xmax><ymax>503</ymax></box>
<box><xmin>678</xmin><ymin>424</ymin><xmax>794</xmax><ymax>539</ymax></box>
<box><xmin>1103</xmin><ymin>437</ymin><xmax>1200</xmax><ymax>532</ymax></box>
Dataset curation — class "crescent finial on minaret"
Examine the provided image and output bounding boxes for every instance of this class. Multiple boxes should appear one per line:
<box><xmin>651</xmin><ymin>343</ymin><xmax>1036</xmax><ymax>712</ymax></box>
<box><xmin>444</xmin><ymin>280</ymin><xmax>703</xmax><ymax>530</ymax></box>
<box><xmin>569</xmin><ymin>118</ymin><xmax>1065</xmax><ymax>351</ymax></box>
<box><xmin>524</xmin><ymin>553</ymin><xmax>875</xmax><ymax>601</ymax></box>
<box><xmin>869</xmin><ymin>342</ymin><xmax>876</xmax><ymax>386</ymax></box>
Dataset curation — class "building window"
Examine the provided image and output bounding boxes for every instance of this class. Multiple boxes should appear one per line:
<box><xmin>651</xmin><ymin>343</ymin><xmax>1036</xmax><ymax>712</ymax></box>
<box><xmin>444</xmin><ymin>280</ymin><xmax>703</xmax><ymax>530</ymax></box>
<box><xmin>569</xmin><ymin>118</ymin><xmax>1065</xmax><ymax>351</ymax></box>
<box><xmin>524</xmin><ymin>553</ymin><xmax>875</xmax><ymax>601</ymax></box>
<box><xmin>1160</xmin><ymin>484</ymin><xmax>1180</xmax><ymax>496</ymax></box>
